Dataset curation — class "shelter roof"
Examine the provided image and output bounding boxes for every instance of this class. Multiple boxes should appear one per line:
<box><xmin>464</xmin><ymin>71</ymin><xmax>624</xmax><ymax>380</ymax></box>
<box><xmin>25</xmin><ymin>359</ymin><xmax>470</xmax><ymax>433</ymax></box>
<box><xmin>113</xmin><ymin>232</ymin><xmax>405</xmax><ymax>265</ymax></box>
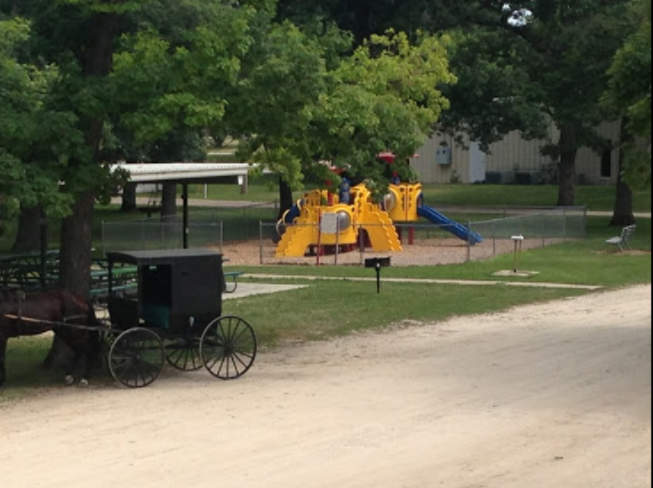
<box><xmin>110</xmin><ymin>162</ymin><xmax>256</xmax><ymax>183</ymax></box>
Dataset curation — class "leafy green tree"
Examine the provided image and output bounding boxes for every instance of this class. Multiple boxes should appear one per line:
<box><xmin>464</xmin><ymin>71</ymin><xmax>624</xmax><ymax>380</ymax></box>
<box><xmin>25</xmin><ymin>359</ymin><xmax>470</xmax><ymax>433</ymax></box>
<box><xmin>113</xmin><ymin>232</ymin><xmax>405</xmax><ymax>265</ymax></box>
<box><xmin>0</xmin><ymin>17</ymin><xmax>80</xmax><ymax>251</ymax></box>
<box><xmin>604</xmin><ymin>0</ymin><xmax>651</xmax><ymax>226</ymax></box>
<box><xmin>0</xmin><ymin>0</ymin><xmax>255</xmax><ymax>292</ymax></box>
<box><xmin>228</xmin><ymin>21</ymin><xmax>456</xmax><ymax>210</ymax></box>
<box><xmin>279</xmin><ymin>0</ymin><xmax>635</xmax><ymax>207</ymax></box>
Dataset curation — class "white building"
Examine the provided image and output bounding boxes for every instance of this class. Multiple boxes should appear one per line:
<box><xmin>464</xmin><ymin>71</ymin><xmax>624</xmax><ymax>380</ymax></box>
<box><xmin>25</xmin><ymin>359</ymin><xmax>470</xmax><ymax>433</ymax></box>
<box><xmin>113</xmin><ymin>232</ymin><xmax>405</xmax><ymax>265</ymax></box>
<box><xmin>411</xmin><ymin>121</ymin><xmax>621</xmax><ymax>186</ymax></box>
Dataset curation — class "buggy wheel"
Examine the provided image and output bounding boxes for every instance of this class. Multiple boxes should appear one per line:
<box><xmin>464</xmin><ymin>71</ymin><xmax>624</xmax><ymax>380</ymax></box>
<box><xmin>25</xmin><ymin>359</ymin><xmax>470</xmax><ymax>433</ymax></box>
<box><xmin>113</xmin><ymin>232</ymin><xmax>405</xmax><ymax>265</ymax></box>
<box><xmin>109</xmin><ymin>328</ymin><xmax>165</xmax><ymax>388</ymax></box>
<box><xmin>200</xmin><ymin>316</ymin><xmax>257</xmax><ymax>380</ymax></box>
<box><xmin>166</xmin><ymin>338</ymin><xmax>203</xmax><ymax>372</ymax></box>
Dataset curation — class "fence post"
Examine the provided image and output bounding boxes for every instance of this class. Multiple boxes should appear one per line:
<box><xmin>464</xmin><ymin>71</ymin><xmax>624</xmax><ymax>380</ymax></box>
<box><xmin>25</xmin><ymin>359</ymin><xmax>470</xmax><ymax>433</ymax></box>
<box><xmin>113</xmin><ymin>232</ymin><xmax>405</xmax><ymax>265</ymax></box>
<box><xmin>359</xmin><ymin>225</ymin><xmax>364</xmax><ymax>266</ymax></box>
<box><xmin>259</xmin><ymin>221</ymin><xmax>264</xmax><ymax>265</ymax></box>
<box><xmin>492</xmin><ymin>219</ymin><xmax>496</xmax><ymax>256</ymax></box>
<box><xmin>467</xmin><ymin>219</ymin><xmax>472</xmax><ymax>263</ymax></box>
<box><xmin>541</xmin><ymin>212</ymin><xmax>546</xmax><ymax>248</ymax></box>
<box><xmin>220</xmin><ymin>221</ymin><xmax>224</xmax><ymax>253</ymax></box>
<box><xmin>334</xmin><ymin>218</ymin><xmax>340</xmax><ymax>266</ymax></box>
<box><xmin>563</xmin><ymin>207</ymin><xmax>568</xmax><ymax>242</ymax></box>
<box><xmin>101</xmin><ymin>221</ymin><xmax>106</xmax><ymax>257</ymax></box>
<box><xmin>583</xmin><ymin>206</ymin><xmax>588</xmax><ymax>239</ymax></box>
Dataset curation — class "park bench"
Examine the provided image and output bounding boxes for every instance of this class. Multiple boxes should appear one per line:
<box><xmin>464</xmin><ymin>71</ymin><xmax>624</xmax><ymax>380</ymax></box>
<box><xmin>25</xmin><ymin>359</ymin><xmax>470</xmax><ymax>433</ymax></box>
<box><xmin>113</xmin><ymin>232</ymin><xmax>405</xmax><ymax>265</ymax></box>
<box><xmin>223</xmin><ymin>271</ymin><xmax>244</xmax><ymax>294</ymax></box>
<box><xmin>606</xmin><ymin>224</ymin><xmax>637</xmax><ymax>252</ymax></box>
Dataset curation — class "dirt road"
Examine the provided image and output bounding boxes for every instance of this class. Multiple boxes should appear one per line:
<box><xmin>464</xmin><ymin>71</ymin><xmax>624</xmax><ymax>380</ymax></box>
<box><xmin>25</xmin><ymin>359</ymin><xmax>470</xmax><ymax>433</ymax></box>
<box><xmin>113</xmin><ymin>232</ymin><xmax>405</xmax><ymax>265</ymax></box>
<box><xmin>1</xmin><ymin>286</ymin><xmax>651</xmax><ymax>488</ymax></box>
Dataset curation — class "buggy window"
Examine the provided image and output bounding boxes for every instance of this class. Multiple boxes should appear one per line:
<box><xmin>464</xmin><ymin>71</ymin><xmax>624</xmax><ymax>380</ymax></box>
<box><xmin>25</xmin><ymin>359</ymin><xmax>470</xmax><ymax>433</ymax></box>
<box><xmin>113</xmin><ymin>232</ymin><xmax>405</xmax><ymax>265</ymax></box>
<box><xmin>141</xmin><ymin>265</ymin><xmax>172</xmax><ymax>328</ymax></box>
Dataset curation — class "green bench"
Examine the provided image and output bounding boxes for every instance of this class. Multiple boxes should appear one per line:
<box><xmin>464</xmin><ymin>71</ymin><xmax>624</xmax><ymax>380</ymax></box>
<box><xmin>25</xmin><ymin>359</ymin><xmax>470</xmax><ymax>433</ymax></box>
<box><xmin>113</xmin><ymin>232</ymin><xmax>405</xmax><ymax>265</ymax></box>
<box><xmin>223</xmin><ymin>271</ymin><xmax>244</xmax><ymax>294</ymax></box>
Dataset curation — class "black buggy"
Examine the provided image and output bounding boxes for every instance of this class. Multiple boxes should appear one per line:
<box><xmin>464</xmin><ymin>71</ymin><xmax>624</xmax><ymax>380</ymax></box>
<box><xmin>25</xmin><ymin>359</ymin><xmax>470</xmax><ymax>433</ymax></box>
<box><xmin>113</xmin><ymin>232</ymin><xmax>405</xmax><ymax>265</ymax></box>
<box><xmin>105</xmin><ymin>249</ymin><xmax>257</xmax><ymax>388</ymax></box>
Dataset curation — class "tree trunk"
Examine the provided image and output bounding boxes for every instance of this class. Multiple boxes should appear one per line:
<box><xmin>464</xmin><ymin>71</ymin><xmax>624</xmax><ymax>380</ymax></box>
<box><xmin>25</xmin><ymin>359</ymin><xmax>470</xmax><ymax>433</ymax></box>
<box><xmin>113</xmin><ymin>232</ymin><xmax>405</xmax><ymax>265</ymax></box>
<box><xmin>45</xmin><ymin>12</ymin><xmax>119</xmax><ymax>371</ymax></box>
<box><xmin>557</xmin><ymin>123</ymin><xmax>579</xmax><ymax>207</ymax></box>
<box><xmin>611</xmin><ymin>119</ymin><xmax>636</xmax><ymax>227</ymax></box>
<box><xmin>121</xmin><ymin>183</ymin><xmax>137</xmax><ymax>212</ymax></box>
<box><xmin>46</xmin><ymin>191</ymin><xmax>95</xmax><ymax>370</ymax></box>
<box><xmin>161</xmin><ymin>183</ymin><xmax>177</xmax><ymax>222</ymax></box>
<box><xmin>11</xmin><ymin>205</ymin><xmax>43</xmax><ymax>253</ymax></box>
<box><xmin>278</xmin><ymin>177</ymin><xmax>294</xmax><ymax>220</ymax></box>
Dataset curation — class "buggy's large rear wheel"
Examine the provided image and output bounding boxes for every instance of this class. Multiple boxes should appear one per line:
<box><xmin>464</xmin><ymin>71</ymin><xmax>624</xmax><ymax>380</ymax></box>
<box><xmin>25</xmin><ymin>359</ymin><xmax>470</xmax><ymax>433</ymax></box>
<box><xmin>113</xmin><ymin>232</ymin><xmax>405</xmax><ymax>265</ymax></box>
<box><xmin>200</xmin><ymin>316</ymin><xmax>257</xmax><ymax>380</ymax></box>
<box><xmin>109</xmin><ymin>328</ymin><xmax>165</xmax><ymax>388</ymax></box>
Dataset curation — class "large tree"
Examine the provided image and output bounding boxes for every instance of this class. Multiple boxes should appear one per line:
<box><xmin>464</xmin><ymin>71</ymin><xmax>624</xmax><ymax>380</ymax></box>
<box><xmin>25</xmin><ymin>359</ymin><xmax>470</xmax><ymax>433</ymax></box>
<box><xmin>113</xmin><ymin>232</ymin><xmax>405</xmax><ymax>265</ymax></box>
<box><xmin>0</xmin><ymin>17</ymin><xmax>79</xmax><ymax>251</ymax></box>
<box><xmin>226</xmin><ymin>15</ymin><xmax>456</xmax><ymax>212</ymax></box>
<box><xmin>279</xmin><ymin>0</ymin><xmax>635</xmax><ymax>207</ymax></box>
<box><xmin>604</xmin><ymin>0</ymin><xmax>652</xmax><ymax>226</ymax></box>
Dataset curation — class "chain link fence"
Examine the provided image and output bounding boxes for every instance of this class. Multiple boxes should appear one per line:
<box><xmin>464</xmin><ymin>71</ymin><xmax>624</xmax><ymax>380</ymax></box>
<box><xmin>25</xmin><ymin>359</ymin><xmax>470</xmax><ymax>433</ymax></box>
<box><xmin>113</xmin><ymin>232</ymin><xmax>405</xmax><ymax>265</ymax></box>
<box><xmin>102</xmin><ymin>201</ymin><xmax>279</xmax><ymax>255</ymax></box>
<box><xmin>256</xmin><ymin>207</ymin><xmax>587</xmax><ymax>267</ymax></box>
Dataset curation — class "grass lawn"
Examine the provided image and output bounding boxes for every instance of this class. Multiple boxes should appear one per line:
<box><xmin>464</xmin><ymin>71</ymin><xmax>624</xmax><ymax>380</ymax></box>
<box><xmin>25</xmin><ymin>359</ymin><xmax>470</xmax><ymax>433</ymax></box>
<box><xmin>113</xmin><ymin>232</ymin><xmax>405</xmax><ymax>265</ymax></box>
<box><xmin>232</xmin><ymin>216</ymin><xmax>652</xmax><ymax>289</ymax></box>
<box><xmin>1</xmin><ymin>200</ymin><xmax>651</xmax><ymax>399</ymax></box>
<box><xmin>421</xmin><ymin>184</ymin><xmax>651</xmax><ymax>213</ymax></box>
<box><xmin>185</xmin><ymin>179</ymin><xmax>651</xmax><ymax>213</ymax></box>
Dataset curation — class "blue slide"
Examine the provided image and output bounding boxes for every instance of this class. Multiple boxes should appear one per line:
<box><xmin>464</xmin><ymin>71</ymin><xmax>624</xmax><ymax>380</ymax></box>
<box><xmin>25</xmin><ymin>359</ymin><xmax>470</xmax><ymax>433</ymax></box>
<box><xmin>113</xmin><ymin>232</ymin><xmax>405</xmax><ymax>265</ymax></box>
<box><xmin>417</xmin><ymin>206</ymin><xmax>483</xmax><ymax>245</ymax></box>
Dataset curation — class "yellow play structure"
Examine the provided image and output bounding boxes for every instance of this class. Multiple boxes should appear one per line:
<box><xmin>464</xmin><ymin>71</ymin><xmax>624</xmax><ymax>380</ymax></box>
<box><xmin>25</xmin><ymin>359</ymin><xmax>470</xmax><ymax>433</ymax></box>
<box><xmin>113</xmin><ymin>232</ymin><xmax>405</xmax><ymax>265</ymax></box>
<box><xmin>275</xmin><ymin>183</ymin><xmax>422</xmax><ymax>258</ymax></box>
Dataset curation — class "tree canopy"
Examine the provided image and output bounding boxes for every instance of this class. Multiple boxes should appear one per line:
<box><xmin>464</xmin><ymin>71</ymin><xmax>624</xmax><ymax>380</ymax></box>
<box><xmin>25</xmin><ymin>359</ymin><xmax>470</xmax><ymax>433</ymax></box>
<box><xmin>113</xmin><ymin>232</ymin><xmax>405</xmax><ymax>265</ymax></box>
<box><xmin>604</xmin><ymin>0</ymin><xmax>652</xmax><ymax>188</ymax></box>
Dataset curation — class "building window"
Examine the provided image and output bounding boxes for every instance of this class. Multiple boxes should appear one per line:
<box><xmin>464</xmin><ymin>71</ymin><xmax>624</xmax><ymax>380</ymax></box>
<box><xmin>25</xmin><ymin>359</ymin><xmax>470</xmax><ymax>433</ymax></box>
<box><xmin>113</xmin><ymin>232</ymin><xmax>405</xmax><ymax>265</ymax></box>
<box><xmin>601</xmin><ymin>147</ymin><xmax>613</xmax><ymax>179</ymax></box>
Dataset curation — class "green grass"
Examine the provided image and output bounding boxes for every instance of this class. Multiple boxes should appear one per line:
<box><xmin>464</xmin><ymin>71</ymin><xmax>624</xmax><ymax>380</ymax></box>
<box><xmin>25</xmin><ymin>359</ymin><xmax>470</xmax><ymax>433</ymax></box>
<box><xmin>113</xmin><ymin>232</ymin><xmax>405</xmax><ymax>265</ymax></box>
<box><xmin>182</xmin><ymin>174</ymin><xmax>310</xmax><ymax>203</ymax></box>
<box><xmin>0</xmin><ymin>337</ymin><xmax>66</xmax><ymax>402</ymax></box>
<box><xmin>1</xmin><ymin>192</ymin><xmax>651</xmax><ymax>400</ymax></box>
<box><xmin>421</xmin><ymin>184</ymin><xmax>652</xmax><ymax>213</ymax></box>
<box><xmin>182</xmin><ymin>180</ymin><xmax>652</xmax><ymax>213</ymax></box>
<box><xmin>225</xmin><ymin>280</ymin><xmax>588</xmax><ymax>347</ymax></box>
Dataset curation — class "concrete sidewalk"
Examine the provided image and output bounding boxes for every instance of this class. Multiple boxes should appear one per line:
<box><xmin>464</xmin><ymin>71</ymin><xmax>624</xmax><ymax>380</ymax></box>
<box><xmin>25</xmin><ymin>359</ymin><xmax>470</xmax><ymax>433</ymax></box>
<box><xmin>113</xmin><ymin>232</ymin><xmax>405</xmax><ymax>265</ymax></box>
<box><xmin>223</xmin><ymin>282</ymin><xmax>307</xmax><ymax>300</ymax></box>
<box><xmin>244</xmin><ymin>274</ymin><xmax>604</xmax><ymax>291</ymax></box>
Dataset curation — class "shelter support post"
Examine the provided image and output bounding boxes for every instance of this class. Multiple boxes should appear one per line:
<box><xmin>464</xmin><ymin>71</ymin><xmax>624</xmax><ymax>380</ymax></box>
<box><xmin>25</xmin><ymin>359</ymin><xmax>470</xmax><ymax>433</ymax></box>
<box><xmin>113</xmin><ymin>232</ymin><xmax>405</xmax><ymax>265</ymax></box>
<box><xmin>182</xmin><ymin>184</ymin><xmax>189</xmax><ymax>249</ymax></box>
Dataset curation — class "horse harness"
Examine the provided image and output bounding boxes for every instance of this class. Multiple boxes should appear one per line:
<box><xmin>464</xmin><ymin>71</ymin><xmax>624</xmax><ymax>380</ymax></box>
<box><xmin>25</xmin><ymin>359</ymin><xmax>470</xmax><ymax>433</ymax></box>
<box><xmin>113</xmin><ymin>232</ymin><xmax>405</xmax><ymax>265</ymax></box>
<box><xmin>2</xmin><ymin>290</ymin><xmax>88</xmax><ymax>329</ymax></box>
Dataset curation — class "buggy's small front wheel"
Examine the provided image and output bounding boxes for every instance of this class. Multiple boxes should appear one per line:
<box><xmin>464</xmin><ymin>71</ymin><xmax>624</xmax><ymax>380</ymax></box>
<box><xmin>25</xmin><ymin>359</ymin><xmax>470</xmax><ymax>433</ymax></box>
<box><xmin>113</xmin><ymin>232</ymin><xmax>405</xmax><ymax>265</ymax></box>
<box><xmin>200</xmin><ymin>316</ymin><xmax>257</xmax><ymax>380</ymax></box>
<box><xmin>109</xmin><ymin>328</ymin><xmax>165</xmax><ymax>388</ymax></box>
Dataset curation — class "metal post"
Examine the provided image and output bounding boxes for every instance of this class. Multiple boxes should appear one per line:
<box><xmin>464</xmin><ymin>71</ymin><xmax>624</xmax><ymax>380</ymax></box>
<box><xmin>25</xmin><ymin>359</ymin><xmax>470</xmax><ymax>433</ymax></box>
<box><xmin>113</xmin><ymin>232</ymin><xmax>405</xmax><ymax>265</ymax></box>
<box><xmin>161</xmin><ymin>215</ymin><xmax>165</xmax><ymax>250</ymax></box>
<box><xmin>259</xmin><ymin>221</ymin><xmax>264</xmax><ymax>265</ymax></box>
<box><xmin>466</xmin><ymin>219</ymin><xmax>472</xmax><ymax>263</ymax></box>
<box><xmin>492</xmin><ymin>219</ymin><xmax>497</xmax><ymax>256</ymax></box>
<box><xmin>220</xmin><ymin>221</ymin><xmax>224</xmax><ymax>253</ymax></box>
<box><xmin>359</xmin><ymin>225</ymin><xmax>364</xmax><ymax>266</ymax></box>
<box><xmin>182</xmin><ymin>183</ymin><xmax>190</xmax><ymax>249</ymax></box>
<box><xmin>39</xmin><ymin>212</ymin><xmax>48</xmax><ymax>289</ymax></box>
<box><xmin>334</xmin><ymin>217</ymin><xmax>340</xmax><ymax>266</ymax></box>
<box><xmin>376</xmin><ymin>263</ymin><xmax>382</xmax><ymax>294</ymax></box>
<box><xmin>563</xmin><ymin>207</ymin><xmax>568</xmax><ymax>242</ymax></box>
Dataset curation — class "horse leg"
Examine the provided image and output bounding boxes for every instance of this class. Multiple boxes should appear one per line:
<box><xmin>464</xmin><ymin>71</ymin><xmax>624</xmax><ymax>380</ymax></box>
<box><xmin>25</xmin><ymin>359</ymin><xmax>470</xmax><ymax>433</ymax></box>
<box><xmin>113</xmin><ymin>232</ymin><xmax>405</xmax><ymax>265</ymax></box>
<box><xmin>78</xmin><ymin>331</ymin><xmax>101</xmax><ymax>387</ymax></box>
<box><xmin>54</xmin><ymin>330</ymin><xmax>82</xmax><ymax>386</ymax></box>
<box><xmin>0</xmin><ymin>336</ymin><xmax>7</xmax><ymax>388</ymax></box>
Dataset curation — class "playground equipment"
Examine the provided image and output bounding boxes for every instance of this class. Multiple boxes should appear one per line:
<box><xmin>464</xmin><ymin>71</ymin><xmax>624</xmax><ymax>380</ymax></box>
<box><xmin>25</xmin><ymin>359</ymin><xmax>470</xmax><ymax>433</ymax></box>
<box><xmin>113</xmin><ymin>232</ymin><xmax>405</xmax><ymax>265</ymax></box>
<box><xmin>385</xmin><ymin>182</ymin><xmax>483</xmax><ymax>245</ymax></box>
<box><xmin>275</xmin><ymin>153</ymin><xmax>483</xmax><ymax>258</ymax></box>
<box><xmin>276</xmin><ymin>181</ymin><xmax>483</xmax><ymax>258</ymax></box>
<box><xmin>276</xmin><ymin>185</ymin><xmax>402</xmax><ymax>258</ymax></box>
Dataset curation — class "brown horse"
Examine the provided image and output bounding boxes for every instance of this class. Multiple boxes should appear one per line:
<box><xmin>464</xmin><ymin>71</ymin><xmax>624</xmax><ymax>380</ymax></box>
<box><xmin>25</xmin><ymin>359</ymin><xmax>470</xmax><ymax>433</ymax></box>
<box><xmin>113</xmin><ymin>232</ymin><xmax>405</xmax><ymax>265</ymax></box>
<box><xmin>0</xmin><ymin>289</ymin><xmax>102</xmax><ymax>388</ymax></box>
